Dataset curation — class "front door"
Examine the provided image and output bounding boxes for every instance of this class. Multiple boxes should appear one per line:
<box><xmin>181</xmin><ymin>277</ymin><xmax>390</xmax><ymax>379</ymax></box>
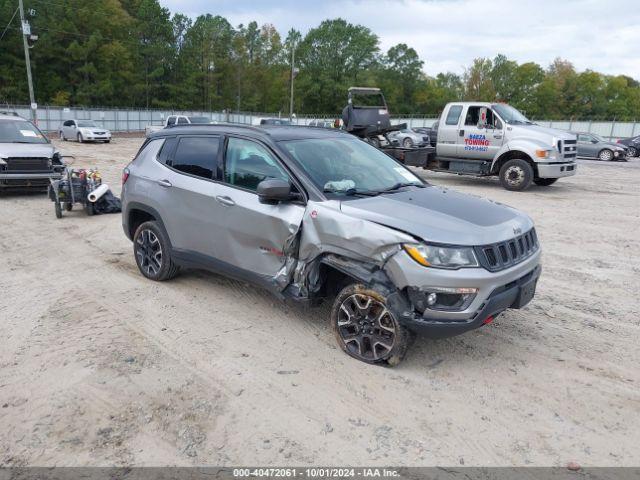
<box><xmin>577</xmin><ymin>133</ymin><xmax>597</xmax><ymax>158</ymax></box>
<box><xmin>63</xmin><ymin>120</ymin><xmax>76</xmax><ymax>139</ymax></box>
<box><xmin>211</xmin><ymin>136</ymin><xmax>305</xmax><ymax>282</ymax></box>
<box><xmin>456</xmin><ymin>105</ymin><xmax>504</xmax><ymax>159</ymax></box>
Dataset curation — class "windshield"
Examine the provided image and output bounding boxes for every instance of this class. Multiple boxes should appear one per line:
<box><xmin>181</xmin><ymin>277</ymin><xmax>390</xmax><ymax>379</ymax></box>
<box><xmin>77</xmin><ymin>120</ymin><xmax>98</xmax><ymax>127</ymax></box>
<box><xmin>280</xmin><ymin>136</ymin><xmax>424</xmax><ymax>196</ymax></box>
<box><xmin>0</xmin><ymin>120</ymin><xmax>49</xmax><ymax>144</ymax></box>
<box><xmin>188</xmin><ymin>116</ymin><xmax>210</xmax><ymax>124</ymax></box>
<box><xmin>492</xmin><ymin>104</ymin><xmax>532</xmax><ymax>125</ymax></box>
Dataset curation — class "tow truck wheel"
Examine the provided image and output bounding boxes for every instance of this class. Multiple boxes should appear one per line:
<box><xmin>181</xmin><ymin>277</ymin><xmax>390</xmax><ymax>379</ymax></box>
<box><xmin>534</xmin><ymin>178</ymin><xmax>558</xmax><ymax>187</ymax></box>
<box><xmin>598</xmin><ymin>149</ymin><xmax>613</xmax><ymax>161</ymax></box>
<box><xmin>499</xmin><ymin>159</ymin><xmax>533</xmax><ymax>191</ymax></box>
<box><xmin>331</xmin><ymin>284</ymin><xmax>411</xmax><ymax>366</ymax></box>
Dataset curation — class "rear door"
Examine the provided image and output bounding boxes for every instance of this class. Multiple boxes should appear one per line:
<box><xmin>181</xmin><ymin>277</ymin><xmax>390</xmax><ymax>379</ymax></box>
<box><xmin>456</xmin><ymin>105</ymin><xmax>504</xmax><ymax>159</ymax></box>
<box><xmin>209</xmin><ymin>136</ymin><xmax>306</xmax><ymax>281</ymax></box>
<box><xmin>436</xmin><ymin>105</ymin><xmax>463</xmax><ymax>157</ymax></box>
<box><xmin>155</xmin><ymin>135</ymin><xmax>223</xmax><ymax>258</ymax></box>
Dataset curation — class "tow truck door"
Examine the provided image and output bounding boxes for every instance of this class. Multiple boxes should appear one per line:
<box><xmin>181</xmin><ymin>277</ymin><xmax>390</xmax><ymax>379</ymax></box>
<box><xmin>456</xmin><ymin>105</ymin><xmax>504</xmax><ymax>159</ymax></box>
<box><xmin>436</xmin><ymin>104</ymin><xmax>463</xmax><ymax>157</ymax></box>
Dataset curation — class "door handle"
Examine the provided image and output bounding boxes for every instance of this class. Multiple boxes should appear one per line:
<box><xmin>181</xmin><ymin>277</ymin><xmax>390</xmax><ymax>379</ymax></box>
<box><xmin>493</xmin><ymin>134</ymin><xmax>503</xmax><ymax>139</ymax></box>
<box><xmin>157</xmin><ymin>179</ymin><xmax>172</xmax><ymax>188</ymax></box>
<box><xmin>459</xmin><ymin>129</ymin><xmax>465</xmax><ymax>137</ymax></box>
<box><xmin>216</xmin><ymin>195</ymin><xmax>235</xmax><ymax>207</ymax></box>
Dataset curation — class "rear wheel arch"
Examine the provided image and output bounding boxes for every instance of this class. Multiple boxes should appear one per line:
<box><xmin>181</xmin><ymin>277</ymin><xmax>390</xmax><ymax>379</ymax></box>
<box><xmin>125</xmin><ymin>203</ymin><xmax>171</xmax><ymax>248</ymax></box>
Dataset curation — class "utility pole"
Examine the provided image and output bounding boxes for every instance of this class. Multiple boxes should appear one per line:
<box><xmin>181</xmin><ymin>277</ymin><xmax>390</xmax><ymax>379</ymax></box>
<box><xmin>289</xmin><ymin>39</ymin><xmax>296</xmax><ymax>121</ymax></box>
<box><xmin>18</xmin><ymin>0</ymin><xmax>36</xmax><ymax>123</ymax></box>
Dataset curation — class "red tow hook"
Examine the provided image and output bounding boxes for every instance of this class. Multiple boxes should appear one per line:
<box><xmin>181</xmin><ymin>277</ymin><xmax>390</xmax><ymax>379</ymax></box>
<box><xmin>483</xmin><ymin>315</ymin><xmax>494</xmax><ymax>325</ymax></box>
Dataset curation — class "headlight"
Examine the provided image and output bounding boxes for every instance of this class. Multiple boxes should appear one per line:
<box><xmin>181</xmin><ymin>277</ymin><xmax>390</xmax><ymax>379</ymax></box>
<box><xmin>403</xmin><ymin>243</ymin><xmax>479</xmax><ymax>269</ymax></box>
<box><xmin>81</xmin><ymin>128</ymin><xmax>92</xmax><ymax>135</ymax></box>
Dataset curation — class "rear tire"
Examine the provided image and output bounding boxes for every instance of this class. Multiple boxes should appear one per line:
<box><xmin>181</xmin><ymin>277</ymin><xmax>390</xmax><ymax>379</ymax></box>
<box><xmin>533</xmin><ymin>178</ymin><xmax>558</xmax><ymax>187</ymax></box>
<box><xmin>133</xmin><ymin>221</ymin><xmax>180</xmax><ymax>281</ymax></box>
<box><xmin>499</xmin><ymin>159</ymin><xmax>533</xmax><ymax>191</ymax></box>
<box><xmin>331</xmin><ymin>283</ymin><xmax>411</xmax><ymax>366</ymax></box>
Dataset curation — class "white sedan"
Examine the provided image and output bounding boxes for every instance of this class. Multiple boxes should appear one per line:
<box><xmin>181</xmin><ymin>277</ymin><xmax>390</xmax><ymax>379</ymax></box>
<box><xmin>59</xmin><ymin>119</ymin><xmax>112</xmax><ymax>143</ymax></box>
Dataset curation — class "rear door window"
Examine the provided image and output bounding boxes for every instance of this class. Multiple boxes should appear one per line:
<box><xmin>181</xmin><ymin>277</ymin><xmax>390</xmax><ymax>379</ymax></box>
<box><xmin>445</xmin><ymin>105</ymin><xmax>463</xmax><ymax>126</ymax></box>
<box><xmin>167</xmin><ymin>136</ymin><xmax>220</xmax><ymax>179</ymax></box>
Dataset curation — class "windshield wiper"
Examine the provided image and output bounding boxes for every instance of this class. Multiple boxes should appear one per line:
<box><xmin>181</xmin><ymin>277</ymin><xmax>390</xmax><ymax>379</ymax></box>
<box><xmin>323</xmin><ymin>187</ymin><xmax>380</xmax><ymax>197</ymax></box>
<box><xmin>377</xmin><ymin>182</ymin><xmax>425</xmax><ymax>193</ymax></box>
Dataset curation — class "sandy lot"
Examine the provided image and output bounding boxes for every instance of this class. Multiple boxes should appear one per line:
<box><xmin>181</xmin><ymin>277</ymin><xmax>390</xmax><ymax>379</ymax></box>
<box><xmin>1</xmin><ymin>136</ymin><xmax>639</xmax><ymax>467</ymax></box>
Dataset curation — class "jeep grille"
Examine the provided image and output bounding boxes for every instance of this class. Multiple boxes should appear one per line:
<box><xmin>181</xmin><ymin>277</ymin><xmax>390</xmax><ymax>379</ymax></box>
<box><xmin>475</xmin><ymin>228</ymin><xmax>539</xmax><ymax>272</ymax></box>
<box><xmin>4</xmin><ymin>157</ymin><xmax>50</xmax><ymax>172</ymax></box>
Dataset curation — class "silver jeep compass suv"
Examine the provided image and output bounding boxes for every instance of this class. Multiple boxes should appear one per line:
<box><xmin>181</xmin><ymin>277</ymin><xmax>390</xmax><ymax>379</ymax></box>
<box><xmin>122</xmin><ymin>124</ymin><xmax>541</xmax><ymax>366</ymax></box>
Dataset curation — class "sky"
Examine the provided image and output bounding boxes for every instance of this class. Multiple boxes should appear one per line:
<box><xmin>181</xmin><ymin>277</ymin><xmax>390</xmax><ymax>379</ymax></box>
<box><xmin>159</xmin><ymin>0</ymin><xmax>640</xmax><ymax>80</ymax></box>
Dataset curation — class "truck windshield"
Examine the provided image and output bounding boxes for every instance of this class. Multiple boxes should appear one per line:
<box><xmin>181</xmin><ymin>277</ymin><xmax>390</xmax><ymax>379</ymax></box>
<box><xmin>492</xmin><ymin>104</ymin><xmax>533</xmax><ymax>125</ymax></box>
<box><xmin>0</xmin><ymin>120</ymin><xmax>49</xmax><ymax>144</ymax></box>
<box><xmin>280</xmin><ymin>136</ymin><xmax>424</xmax><ymax>196</ymax></box>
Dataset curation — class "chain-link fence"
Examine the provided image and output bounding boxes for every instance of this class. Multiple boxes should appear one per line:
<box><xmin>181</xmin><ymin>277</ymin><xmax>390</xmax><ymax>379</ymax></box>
<box><xmin>4</xmin><ymin>105</ymin><xmax>639</xmax><ymax>141</ymax></box>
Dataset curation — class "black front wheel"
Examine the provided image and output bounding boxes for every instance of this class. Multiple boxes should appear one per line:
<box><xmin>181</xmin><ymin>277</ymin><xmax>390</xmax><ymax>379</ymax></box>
<box><xmin>133</xmin><ymin>221</ymin><xmax>180</xmax><ymax>281</ymax></box>
<box><xmin>499</xmin><ymin>159</ymin><xmax>534</xmax><ymax>191</ymax></box>
<box><xmin>628</xmin><ymin>146</ymin><xmax>637</xmax><ymax>157</ymax></box>
<box><xmin>331</xmin><ymin>284</ymin><xmax>411</xmax><ymax>366</ymax></box>
<box><xmin>534</xmin><ymin>178</ymin><xmax>558</xmax><ymax>187</ymax></box>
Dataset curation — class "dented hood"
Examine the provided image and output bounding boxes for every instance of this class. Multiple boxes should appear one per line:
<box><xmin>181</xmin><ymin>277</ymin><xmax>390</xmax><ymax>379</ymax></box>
<box><xmin>339</xmin><ymin>186</ymin><xmax>533</xmax><ymax>246</ymax></box>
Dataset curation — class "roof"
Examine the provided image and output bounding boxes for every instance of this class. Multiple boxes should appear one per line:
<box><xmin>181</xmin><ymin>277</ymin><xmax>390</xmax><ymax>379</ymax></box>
<box><xmin>0</xmin><ymin>112</ymin><xmax>26</xmax><ymax>121</ymax></box>
<box><xmin>150</xmin><ymin>123</ymin><xmax>350</xmax><ymax>142</ymax></box>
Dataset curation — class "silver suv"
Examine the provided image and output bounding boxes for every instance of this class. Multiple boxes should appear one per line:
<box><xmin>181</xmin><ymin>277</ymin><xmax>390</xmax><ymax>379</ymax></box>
<box><xmin>0</xmin><ymin>112</ymin><xmax>64</xmax><ymax>190</ymax></box>
<box><xmin>122</xmin><ymin>125</ymin><xmax>541</xmax><ymax>366</ymax></box>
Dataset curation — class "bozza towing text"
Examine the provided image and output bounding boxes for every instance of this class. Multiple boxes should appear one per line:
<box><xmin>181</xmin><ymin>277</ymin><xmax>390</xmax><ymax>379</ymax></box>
<box><xmin>122</xmin><ymin>124</ymin><xmax>541</xmax><ymax>366</ymax></box>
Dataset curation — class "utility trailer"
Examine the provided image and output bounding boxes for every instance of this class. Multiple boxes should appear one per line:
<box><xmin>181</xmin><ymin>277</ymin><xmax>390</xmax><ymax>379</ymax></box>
<box><xmin>341</xmin><ymin>87</ymin><xmax>434</xmax><ymax>167</ymax></box>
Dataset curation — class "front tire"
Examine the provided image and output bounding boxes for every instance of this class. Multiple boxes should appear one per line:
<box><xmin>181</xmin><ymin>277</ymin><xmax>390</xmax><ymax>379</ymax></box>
<box><xmin>59</xmin><ymin>131</ymin><xmax>66</xmax><ymax>141</ymax></box>
<box><xmin>331</xmin><ymin>284</ymin><xmax>410</xmax><ymax>366</ymax></box>
<box><xmin>598</xmin><ymin>149</ymin><xmax>613</xmax><ymax>161</ymax></box>
<box><xmin>133</xmin><ymin>221</ymin><xmax>180</xmax><ymax>281</ymax></box>
<box><xmin>77</xmin><ymin>133</ymin><xmax>83</xmax><ymax>143</ymax></box>
<box><xmin>534</xmin><ymin>177</ymin><xmax>558</xmax><ymax>187</ymax></box>
<box><xmin>403</xmin><ymin>137</ymin><xmax>413</xmax><ymax>148</ymax></box>
<box><xmin>628</xmin><ymin>146</ymin><xmax>637</xmax><ymax>157</ymax></box>
<box><xmin>499</xmin><ymin>159</ymin><xmax>533</xmax><ymax>191</ymax></box>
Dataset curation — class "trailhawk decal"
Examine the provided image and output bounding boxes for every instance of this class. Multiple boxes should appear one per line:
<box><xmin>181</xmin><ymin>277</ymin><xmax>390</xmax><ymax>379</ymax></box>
<box><xmin>464</xmin><ymin>134</ymin><xmax>489</xmax><ymax>152</ymax></box>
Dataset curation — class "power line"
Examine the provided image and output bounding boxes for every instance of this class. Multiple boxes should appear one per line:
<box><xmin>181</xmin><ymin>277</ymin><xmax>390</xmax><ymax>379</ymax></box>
<box><xmin>0</xmin><ymin>6</ymin><xmax>19</xmax><ymax>42</ymax></box>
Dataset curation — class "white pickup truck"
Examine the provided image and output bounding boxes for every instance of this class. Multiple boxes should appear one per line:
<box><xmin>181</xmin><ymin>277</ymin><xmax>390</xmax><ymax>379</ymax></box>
<box><xmin>426</xmin><ymin>102</ymin><xmax>577</xmax><ymax>190</ymax></box>
<box><xmin>145</xmin><ymin>115</ymin><xmax>213</xmax><ymax>137</ymax></box>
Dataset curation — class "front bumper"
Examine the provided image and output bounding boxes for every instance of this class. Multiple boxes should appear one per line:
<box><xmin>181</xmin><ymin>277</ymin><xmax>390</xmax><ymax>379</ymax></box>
<box><xmin>536</xmin><ymin>161</ymin><xmax>577</xmax><ymax>178</ymax></box>
<box><xmin>384</xmin><ymin>248</ymin><xmax>541</xmax><ymax>338</ymax></box>
<box><xmin>83</xmin><ymin>134</ymin><xmax>111</xmax><ymax>141</ymax></box>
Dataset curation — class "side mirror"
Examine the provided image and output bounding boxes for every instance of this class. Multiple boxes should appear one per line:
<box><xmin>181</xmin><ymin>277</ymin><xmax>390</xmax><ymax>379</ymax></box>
<box><xmin>592</xmin><ymin>139</ymin><xmax>598</xmax><ymax>144</ymax></box>
<box><xmin>257</xmin><ymin>178</ymin><xmax>293</xmax><ymax>204</ymax></box>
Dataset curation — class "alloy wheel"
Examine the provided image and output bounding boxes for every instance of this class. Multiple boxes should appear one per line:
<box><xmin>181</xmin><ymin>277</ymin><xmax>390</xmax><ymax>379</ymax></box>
<box><xmin>135</xmin><ymin>229</ymin><xmax>163</xmax><ymax>276</ymax></box>
<box><xmin>599</xmin><ymin>150</ymin><xmax>613</xmax><ymax>161</ymax></box>
<box><xmin>336</xmin><ymin>294</ymin><xmax>396</xmax><ymax>362</ymax></box>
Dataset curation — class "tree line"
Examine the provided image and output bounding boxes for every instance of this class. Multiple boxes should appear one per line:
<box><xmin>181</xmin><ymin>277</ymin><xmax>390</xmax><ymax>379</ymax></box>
<box><xmin>1</xmin><ymin>0</ymin><xmax>639</xmax><ymax>120</ymax></box>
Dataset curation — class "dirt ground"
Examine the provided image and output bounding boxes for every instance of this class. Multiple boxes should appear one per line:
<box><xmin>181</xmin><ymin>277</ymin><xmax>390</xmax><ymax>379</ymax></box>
<box><xmin>1</xmin><ymin>135</ymin><xmax>639</xmax><ymax>467</ymax></box>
